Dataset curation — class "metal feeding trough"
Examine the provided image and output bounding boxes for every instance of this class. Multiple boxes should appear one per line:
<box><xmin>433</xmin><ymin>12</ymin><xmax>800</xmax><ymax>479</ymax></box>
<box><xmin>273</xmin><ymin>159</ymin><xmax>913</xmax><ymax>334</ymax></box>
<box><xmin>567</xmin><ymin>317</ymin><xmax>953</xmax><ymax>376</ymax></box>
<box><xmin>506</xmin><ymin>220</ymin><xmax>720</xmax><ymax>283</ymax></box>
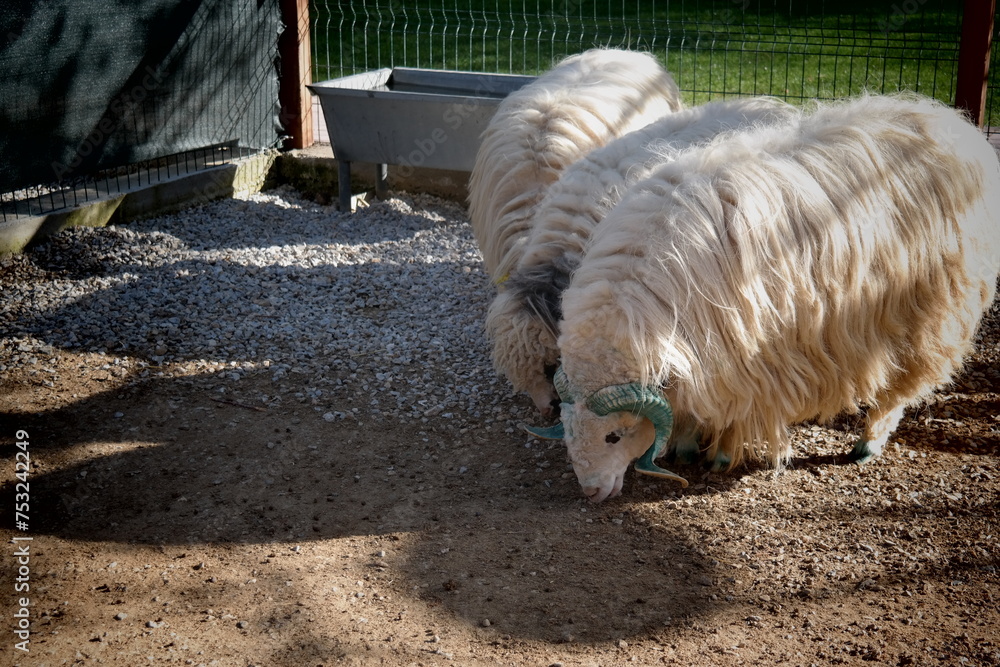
<box><xmin>308</xmin><ymin>67</ymin><xmax>535</xmax><ymax>210</ymax></box>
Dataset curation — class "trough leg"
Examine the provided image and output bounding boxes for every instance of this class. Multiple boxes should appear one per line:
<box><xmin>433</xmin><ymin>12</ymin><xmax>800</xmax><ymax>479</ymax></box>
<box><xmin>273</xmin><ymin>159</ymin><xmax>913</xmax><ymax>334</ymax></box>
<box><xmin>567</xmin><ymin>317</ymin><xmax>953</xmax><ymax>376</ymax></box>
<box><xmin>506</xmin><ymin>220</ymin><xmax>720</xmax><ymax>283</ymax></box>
<box><xmin>375</xmin><ymin>163</ymin><xmax>389</xmax><ymax>199</ymax></box>
<box><xmin>338</xmin><ymin>160</ymin><xmax>352</xmax><ymax>212</ymax></box>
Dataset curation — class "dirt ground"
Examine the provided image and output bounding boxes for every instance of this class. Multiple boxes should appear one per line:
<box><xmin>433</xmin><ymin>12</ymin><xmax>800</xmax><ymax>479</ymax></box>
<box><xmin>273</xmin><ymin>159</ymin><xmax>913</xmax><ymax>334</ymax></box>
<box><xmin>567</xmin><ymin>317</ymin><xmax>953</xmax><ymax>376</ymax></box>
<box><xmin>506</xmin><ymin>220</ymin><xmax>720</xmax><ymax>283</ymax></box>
<box><xmin>2</xmin><ymin>255</ymin><xmax>1000</xmax><ymax>667</ymax></box>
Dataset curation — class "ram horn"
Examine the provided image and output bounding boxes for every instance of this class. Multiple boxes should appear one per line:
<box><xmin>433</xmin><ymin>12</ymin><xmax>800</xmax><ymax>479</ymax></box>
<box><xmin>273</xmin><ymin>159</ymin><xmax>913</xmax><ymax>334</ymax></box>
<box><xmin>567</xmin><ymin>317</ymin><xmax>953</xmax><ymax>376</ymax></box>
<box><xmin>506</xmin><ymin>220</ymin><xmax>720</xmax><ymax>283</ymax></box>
<box><xmin>521</xmin><ymin>422</ymin><xmax>565</xmax><ymax>439</ymax></box>
<box><xmin>553</xmin><ymin>365</ymin><xmax>574</xmax><ymax>404</ymax></box>
<box><xmin>586</xmin><ymin>384</ymin><xmax>689</xmax><ymax>487</ymax></box>
<box><xmin>520</xmin><ymin>366</ymin><xmax>574</xmax><ymax>441</ymax></box>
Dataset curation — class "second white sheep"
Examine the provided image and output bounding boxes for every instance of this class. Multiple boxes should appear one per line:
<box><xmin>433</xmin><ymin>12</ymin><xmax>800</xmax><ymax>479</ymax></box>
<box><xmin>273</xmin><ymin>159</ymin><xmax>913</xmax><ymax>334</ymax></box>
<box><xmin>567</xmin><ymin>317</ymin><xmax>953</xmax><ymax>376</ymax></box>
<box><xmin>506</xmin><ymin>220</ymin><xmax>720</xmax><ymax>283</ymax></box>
<box><xmin>468</xmin><ymin>48</ymin><xmax>683</xmax><ymax>285</ymax></box>
<box><xmin>486</xmin><ymin>96</ymin><xmax>799</xmax><ymax>415</ymax></box>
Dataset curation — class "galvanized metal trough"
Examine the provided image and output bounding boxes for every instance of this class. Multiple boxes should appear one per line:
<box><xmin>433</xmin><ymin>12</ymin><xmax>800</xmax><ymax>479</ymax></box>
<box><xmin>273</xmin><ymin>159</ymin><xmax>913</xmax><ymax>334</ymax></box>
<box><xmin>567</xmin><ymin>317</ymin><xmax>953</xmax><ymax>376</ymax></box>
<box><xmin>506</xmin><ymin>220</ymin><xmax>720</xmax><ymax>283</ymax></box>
<box><xmin>308</xmin><ymin>67</ymin><xmax>535</xmax><ymax>210</ymax></box>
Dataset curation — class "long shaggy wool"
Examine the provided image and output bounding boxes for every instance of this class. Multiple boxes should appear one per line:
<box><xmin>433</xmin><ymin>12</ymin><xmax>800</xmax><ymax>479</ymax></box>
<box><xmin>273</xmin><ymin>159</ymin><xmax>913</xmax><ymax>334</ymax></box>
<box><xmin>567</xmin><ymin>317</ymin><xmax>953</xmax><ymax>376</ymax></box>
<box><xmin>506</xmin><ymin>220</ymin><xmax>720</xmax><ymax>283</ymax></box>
<box><xmin>559</xmin><ymin>93</ymin><xmax>1000</xmax><ymax>469</ymax></box>
<box><xmin>467</xmin><ymin>48</ymin><xmax>683</xmax><ymax>283</ymax></box>
<box><xmin>485</xmin><ymin>97</ymin><xmax>799</xmax><ymax>412</ymax></box>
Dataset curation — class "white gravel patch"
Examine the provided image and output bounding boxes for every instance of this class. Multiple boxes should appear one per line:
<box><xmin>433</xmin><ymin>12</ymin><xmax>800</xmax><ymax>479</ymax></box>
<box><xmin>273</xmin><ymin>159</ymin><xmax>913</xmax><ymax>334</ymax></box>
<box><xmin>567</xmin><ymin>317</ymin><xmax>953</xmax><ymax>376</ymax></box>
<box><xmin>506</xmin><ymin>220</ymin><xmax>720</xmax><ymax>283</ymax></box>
<box><xmin>1</xmin><ymin>186</ymin><xmax>536</xmax><ymax>429</ymax></box>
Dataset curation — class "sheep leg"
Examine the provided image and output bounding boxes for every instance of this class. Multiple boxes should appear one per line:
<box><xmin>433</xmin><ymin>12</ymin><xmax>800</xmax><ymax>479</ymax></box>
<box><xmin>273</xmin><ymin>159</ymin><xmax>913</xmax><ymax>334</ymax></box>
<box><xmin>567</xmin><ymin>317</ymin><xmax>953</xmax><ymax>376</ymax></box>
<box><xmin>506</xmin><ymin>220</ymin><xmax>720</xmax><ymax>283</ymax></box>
<box><xmin>850</xmin><ymin>403</ymin><xmax>907</xmax><ymax>464</ymax></box>
<box><xmin>666</xmin><ymin>420</ymin><xmax>731</xmax><ymax>470</ymax></box>
<box><xmin>704</xmin><ymin>448</ymin><xmax>731</xmax><ymax>472</ymax></box>
<box><xmin>669</xmin><ymin>422</ymin><xmax>702</xmax><ymax>465</ymax></box>
<box><xmin>527</xmin><ymin>382</ymin><xmax>560</xmax><ymax>418</ymax></box>
<box><xmin>848</xmin><ymin>439</ymin><xmax>880</xmax><ymax>464</ymax></box>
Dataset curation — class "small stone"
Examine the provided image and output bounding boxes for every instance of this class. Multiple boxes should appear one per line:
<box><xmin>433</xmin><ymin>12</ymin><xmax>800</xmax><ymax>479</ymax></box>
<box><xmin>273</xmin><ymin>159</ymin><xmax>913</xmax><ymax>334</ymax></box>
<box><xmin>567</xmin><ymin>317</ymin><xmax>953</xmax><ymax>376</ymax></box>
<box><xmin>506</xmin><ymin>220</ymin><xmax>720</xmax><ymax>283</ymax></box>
<box><xmin>481</xmin><ymin>618</ymin><xmax>491</xmax><ymax>627</ymax></box>
<box><xmin>857</xmin><ymin>578</ymin><xmax>881</xmax><ymax>591</ymax></box>
<box><xmin>114</xmin><ymin>612</ymin><xmax>127</xmax><ymax>621</ymax></box>
<box><xmin>237</xmin><ymin>621</ymin><xmax>250</xmax><ymax>629</ymax></box>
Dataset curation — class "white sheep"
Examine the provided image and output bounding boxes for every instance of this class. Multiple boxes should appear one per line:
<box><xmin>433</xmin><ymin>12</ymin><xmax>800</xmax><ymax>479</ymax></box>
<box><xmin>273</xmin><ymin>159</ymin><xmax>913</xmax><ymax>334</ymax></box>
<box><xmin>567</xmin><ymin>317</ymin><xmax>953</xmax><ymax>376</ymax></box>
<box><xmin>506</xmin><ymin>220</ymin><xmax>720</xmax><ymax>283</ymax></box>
<box><xmin>467</xmin><ymin>48</ymin><xmax>683</xmax><ymax>286</ymax></box>
<box><xmin>527</xmin><ymin>93</ymin><xmax>1000</xmax><ymax>503</ymax></box>
<box><xmin>486</xmin><ymin>97</ymin><xmax>799</xmax><ymax>415</ymax></box>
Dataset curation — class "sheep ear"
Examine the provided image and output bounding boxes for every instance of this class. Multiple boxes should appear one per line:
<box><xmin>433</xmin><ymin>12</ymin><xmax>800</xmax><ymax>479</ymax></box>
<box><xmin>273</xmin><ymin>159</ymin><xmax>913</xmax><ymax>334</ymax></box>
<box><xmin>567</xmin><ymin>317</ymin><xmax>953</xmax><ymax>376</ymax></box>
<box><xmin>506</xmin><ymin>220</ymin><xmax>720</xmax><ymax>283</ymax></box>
<box><xmin>521</xmin><ymin>422</ymin><xmax>565</xmax><ymax>440</ymax></box>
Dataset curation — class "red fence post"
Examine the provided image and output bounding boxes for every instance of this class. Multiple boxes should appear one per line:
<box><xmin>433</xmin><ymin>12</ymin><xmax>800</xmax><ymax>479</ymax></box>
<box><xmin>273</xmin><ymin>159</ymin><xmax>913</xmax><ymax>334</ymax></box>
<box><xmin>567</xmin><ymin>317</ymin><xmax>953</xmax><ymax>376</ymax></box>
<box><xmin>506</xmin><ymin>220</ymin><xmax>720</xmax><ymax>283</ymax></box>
<box><xmin>956</xmin><ymin>0</ymin><xmax>997</xmax><ymax>127</ymax></box>
<box><xmin>279</xmin><ymin>0</ymin><xmax>314</xmax><ymax>149</ymax></box>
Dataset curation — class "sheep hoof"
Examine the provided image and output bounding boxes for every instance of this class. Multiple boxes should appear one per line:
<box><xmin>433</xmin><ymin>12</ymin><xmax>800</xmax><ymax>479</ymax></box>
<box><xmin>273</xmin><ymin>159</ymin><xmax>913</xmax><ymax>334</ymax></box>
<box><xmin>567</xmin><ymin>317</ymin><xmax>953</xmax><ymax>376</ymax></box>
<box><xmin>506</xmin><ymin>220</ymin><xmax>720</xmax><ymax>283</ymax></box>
<box><xmin>848</xmin><ymin>439</ymin><xmax>882</xmax><ymax>464</ymax></box>
<box><xmin>705</xmin><ymin>452</ymin><xmax>731</xmax><ymax>472</ymax></box>
<box><xmin>672</xmin><ymin>436</ymin><xmax>701</xmax><ymax>465</ymax></box>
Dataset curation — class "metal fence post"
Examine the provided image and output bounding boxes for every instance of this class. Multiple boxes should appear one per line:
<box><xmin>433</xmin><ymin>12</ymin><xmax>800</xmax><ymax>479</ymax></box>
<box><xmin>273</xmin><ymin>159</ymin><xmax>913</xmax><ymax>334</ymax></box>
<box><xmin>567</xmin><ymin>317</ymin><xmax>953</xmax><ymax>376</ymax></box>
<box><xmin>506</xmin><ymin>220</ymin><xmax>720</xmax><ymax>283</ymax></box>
<box><xmin>956</xmin><ymin>0</ymin><xmax>997</xmax><ymax>127</ymax></box>
<box><xmin>279</xmin><ymin>0</ymin><xmax>314</xmax><ymax>149</ymax></box>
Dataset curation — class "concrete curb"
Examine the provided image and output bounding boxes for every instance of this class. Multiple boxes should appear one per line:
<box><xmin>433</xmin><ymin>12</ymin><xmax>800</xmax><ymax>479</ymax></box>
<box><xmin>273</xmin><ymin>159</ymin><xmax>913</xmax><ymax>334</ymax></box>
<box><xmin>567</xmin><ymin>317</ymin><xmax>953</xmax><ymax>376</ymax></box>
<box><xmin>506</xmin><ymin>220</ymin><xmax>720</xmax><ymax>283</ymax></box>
<box><xmin>275</xmin><ymin>143</ymin><xmax>471</xmax><ymax>206</ymax></box>
<box><xmin>1</xmin><ymin>145</ymin><xmax>469</xmax><ymax>255</ymax></box>
<box><xmin>0</xmin><ymin>152</ymin><xmax>276</xmax><ymax>255</ymax></box>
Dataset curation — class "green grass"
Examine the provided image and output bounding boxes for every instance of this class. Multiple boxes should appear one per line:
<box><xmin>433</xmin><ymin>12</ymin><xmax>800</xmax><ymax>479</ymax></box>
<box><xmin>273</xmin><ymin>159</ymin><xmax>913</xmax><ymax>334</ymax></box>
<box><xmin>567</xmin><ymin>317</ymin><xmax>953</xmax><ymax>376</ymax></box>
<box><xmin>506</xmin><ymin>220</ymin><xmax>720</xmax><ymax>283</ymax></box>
<box><xmin>310</xmin><ymin>1</ymin><xmax>982</xmax><ymax>114</ymax></box>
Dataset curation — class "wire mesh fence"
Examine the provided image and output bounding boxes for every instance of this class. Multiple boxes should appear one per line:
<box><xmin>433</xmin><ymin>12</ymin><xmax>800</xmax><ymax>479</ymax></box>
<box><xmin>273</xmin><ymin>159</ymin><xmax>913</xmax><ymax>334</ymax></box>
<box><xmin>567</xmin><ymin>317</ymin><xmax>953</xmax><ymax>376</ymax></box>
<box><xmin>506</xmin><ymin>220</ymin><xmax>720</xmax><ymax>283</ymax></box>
<box><xmin>2</xmin><ymin>1</ymin><xmax>993</xmax><ymax>224</ymax></box>
<box><xmin>311</xmin><ymin>1</ymin><xmax>984</xmax><ymax>121</ymax></box>
<box><xmin>0</xmin><ymin>143</ymin><xmax>259</xmax><ymax>221</ymax></box>
<box><xmin>0</xmin><ymin>0</ymin><xmax>282</xmax><ymax>223</ymax></box>
<box><xmin>987</xmin><ymin>9</ymin><xmax>1000</xmax><ymax>134</ymax></box>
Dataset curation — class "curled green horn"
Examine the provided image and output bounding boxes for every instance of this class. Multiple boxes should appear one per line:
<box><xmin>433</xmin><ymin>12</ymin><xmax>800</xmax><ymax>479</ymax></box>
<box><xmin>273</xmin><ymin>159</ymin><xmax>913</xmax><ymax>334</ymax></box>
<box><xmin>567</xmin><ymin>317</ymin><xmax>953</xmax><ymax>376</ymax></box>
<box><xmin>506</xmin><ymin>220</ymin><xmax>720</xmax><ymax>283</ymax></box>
<box><xmin>635</xmin><ymin>449</ymin><xmax>690</xmax><ymax>487</ymax></box>
<box><xmin>586</xmin><ymin>384</ymin><xmax>688</xmax><ymax>488</ymax></box>
<box><xmin>521</xmin><ymin>422</ymin><xmax>565</xmax><ymax>440</ymax></box>
<box><xmin>553</xmin><ymin>366</ymin><xmax>574</xmax><ymax>404</ymax></box>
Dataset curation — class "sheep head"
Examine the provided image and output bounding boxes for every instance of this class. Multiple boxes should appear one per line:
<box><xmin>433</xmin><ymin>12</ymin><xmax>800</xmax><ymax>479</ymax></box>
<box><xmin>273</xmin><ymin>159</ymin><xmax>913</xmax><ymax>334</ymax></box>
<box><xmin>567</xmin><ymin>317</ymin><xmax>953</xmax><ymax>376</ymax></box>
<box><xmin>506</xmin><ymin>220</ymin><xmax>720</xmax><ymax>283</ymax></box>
<box><xmin>485</xmin><ymin>287</ymin><xmax>562</xmax><ymax>417</ymax></box>
<box><xmin>525</xmin><ymin>367</ymin><xmax>689</xmax><ymax>502</ymax></box>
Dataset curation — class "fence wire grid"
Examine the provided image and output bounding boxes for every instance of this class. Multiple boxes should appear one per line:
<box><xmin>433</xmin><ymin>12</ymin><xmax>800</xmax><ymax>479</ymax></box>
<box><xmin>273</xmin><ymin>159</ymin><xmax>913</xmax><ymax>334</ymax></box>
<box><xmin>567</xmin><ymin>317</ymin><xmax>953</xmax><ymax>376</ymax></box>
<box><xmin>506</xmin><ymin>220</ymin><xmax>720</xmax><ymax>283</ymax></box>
<box><xmin>0</xmin><ymin>0</ymin><xmax>282</xmax><ymax>223</ymax></box>
<box><xmin>313</xmin><ymin>1</ymin><xmax>994</xmax><ymax>126</ymax></box>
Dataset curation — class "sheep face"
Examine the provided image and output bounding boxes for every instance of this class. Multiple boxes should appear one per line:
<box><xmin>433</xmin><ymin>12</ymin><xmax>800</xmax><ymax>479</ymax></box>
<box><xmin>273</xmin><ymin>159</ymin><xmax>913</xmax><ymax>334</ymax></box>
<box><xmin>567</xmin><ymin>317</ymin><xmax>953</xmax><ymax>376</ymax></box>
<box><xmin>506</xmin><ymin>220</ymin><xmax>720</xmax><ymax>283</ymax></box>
<box><xmin>560</xmin><ymin>402</ymin><xmax>655</xmax><ymax>502</ymax></box>
<box><xmin>526</xmin><ymin>371</ymin><xmax>688</xmax><ymax>502</ymax></box>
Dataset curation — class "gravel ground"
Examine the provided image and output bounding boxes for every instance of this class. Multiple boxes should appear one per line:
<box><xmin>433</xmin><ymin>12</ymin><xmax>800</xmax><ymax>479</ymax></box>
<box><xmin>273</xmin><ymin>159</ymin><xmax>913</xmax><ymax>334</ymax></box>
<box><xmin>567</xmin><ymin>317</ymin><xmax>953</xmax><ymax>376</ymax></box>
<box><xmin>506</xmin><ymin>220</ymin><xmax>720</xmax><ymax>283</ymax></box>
<box><xmin>1</xmin><ymin>186</ymin><xmax>999</xmax><ymax>666</ymax></box>
<box><xmin>1</xmin><ymin>188</ymin><xmax>525</xmax><ymax>431</ymax></box>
